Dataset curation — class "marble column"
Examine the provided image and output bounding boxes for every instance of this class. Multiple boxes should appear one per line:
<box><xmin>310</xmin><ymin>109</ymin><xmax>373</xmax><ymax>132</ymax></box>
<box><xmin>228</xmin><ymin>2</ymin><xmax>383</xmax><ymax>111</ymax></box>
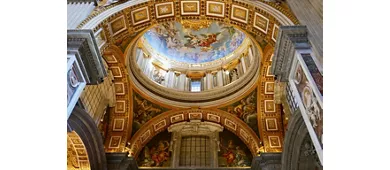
<box><xmin>248</xmin><ymin>47</ymin><xmax>254</xmax><ymax>64</ymax></box>
<box><xmin>240</xmin><ymin>56</ymin><xmax>247</xmax><ymax>73</ymax></box>
<box><xmin>178</xmin><ymin>73</ymin><xmax>186</xmax><ymax>91</ymax></box>
<box><xmin>216</xmin><ymin>69</ymin><xmax>223</xmax><ymax>87</ymax></box>
<box><xmin>184</xmin><ymin>77</ymin><xmax>190</xmax><ymax>91</ymax></box>
<box><xmin>136</xmin><ymin>50</ymin><xmax>143</xmax><ymax>67</ymax></box>
<box><xmin>163</xmin><ymin>71</ymin><xmax>169</xmax><ymax>87</ymax></box>
<box><xmin>167</xmin><ymin>70</ymin><xmax>175</xmax><ymax>88</ymax></box>
<box><xmin>206</xmin><ymin>72</ymin><xmax>213</xmax><ymax>90</ymax></box>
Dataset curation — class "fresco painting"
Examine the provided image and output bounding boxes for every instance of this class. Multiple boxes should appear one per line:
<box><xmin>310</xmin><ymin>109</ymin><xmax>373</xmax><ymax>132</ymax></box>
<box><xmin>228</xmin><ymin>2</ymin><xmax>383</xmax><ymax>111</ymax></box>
<box><xmin>137</xmin><ymin>130</ymin><xmax>172</xmax><ymax>167</ymax></box>
<box><xmin>143</xmin><ymin>21</ymin><xmax>246</xmax><ymax>63</ymax></box>
<box><xmin>220</xmin><ymin>89</ymin><xmax>260</xmax><ymax>138</ymax></box>
<box><xmin>132</xmin><ymin>92</ymin><xmax>169</xmax><ymax>135</ymax></box>
<box><xmin>218</xmin><ymin>130</ymin><xmax>252</xmax><ymax>167</ymax></box>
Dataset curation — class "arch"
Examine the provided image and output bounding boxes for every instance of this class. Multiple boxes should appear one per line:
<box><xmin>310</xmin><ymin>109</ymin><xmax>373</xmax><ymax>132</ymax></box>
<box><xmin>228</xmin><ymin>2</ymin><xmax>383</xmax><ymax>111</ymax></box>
<box><xmin>128</xmin><ymin>109</ymin><xmax>261</xmax><ymax>157</ymax></box>
<box><xmin>281</xmin><ymin>110</ymin><xmax>322</xmax><ymax>170</ymax></box>
<box><xmin>68</xmin><ymin>106</ymin><xmax>107</xmax><ymax>170</ymax></box>
<box><xmin>67</xmin><ymin>131</ymin><xmax>91</xmax><ymax>170</ymax></box>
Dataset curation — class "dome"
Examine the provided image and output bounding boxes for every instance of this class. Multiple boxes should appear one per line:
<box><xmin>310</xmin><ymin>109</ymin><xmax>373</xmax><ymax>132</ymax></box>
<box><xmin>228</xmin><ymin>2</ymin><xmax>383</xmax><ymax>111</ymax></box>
<box><xmin>142</xmin><ymin>21</ymin><xmax>246</xmax><ymax>64</ymax></box>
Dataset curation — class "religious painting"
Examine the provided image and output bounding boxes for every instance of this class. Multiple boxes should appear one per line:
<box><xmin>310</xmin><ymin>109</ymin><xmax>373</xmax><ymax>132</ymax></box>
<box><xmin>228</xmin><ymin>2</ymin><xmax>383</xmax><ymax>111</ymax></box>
<box><xmin>272</xmin><ymin>24</ymin><xmax>279</xmax><ymax>42</ymax></box>
<box><xmin>132</xmin><ymin>92</ymin><xmax>169</xmax><ymax>135</ymax></box>
<box><xmin>109</xmin><ymin>15</ymin><xmax>127</xmax><ymax>36</ymax></box>
<box><xmin>219</xmin><ymin>89</ymin><xmax>260</xmax><ymax>138</ymax></box>
<box><xmin>155</xmin><ymin>2</ymin><xmax>174</xmax><ymax>19</ymax></box>
<box><xmin>218</xmin><ymin>130</ymin><xmax>252</xmax><ymax>167</ymax></box>
<box><xmin>253</xmin><ymin>12</ymin><xmax>269</xmax><ymax>34</ymax></box>
<box><xmin>131</xmin><ymin>6</ymin><xmax>150</xmax><ymax>25</ymax></box>
<box><xmin>231</xmin><ymin>5</ymin><xmax>248</xmax><ymax>24</ymax></box>
<box><xmin>206</xmin><ymin>1</ymin><xmax>225</xmax><ymax>18</ymax></box>
<box><xmin>181</xmin><ymin>1</ymin><xmax>200</xmax><ymax>15</ymax></box>
<box><xmin>293</xmin><ymin>62</ymin><xmax>323</xmax><ymax>146</ymax></box>
<box><xmin>143</xmin><ymin>21</ymin><xmax>246</xmax><ymax>63</ymax></box>
<box><xmin>137</xmin><ymin>130</ymin><xmax>172</xmax><ymax>167</ymax></box>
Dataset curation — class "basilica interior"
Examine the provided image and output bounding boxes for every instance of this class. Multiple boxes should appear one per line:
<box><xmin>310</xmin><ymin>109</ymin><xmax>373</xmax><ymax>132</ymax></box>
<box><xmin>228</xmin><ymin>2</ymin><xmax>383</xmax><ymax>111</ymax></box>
<box><xmin>67</xmin><ymin>0</ymin><xmax>323</xmax><ymax>169</ymax></box>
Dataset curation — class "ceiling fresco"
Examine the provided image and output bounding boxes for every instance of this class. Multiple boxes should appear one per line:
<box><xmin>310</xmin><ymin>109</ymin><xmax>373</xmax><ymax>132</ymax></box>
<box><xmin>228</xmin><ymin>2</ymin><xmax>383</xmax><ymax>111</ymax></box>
<box><xmin>143</xmin><ymin>21</ymin><xmax>246</xmax><ymax>64</ymax></box>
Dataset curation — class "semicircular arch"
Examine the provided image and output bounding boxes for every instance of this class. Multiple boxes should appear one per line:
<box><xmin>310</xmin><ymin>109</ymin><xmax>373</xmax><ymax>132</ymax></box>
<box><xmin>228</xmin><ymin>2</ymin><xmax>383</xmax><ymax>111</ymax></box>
<box><xmin>128</xmin><ymin>109</ymin><xmax>261</xmax><ymax>157</ymax></box>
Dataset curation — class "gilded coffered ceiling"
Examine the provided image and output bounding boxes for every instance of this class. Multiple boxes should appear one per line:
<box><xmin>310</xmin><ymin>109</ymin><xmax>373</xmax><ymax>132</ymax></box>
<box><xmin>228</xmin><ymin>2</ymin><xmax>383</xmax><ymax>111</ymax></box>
<box><xmin>86</xmin><ymin>0</ymin><xmax>295</xmax><ymax>161</ymax></box>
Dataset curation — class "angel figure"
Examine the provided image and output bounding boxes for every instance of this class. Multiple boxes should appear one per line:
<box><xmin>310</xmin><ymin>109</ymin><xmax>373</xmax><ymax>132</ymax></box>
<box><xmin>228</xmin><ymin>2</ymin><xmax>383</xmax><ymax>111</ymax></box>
<box><xmin>151</xmin><ymin>141</ymin><xmax>170</xmax><ymax>166</ymax></box>
<box><xmin>220</xmin><ymin>139</ymin><xmax>237</xmax><ymax>167</ymax></box>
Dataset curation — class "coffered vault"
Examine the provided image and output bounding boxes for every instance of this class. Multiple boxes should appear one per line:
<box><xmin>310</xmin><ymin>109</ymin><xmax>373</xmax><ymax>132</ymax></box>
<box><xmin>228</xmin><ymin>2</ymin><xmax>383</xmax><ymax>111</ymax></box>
<box><xmin>67</xmin><ymin>0</ymin><xmax>323</xmax><ymax>169</ymax></box>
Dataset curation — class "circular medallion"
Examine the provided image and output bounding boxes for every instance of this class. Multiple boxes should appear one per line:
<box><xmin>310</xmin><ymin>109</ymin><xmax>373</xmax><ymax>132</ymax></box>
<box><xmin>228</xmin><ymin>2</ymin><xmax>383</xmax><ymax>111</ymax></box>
<box><xmin>302</xmin><ymin>86</ymin><xmax>312</xmax><ymax>108</ymax></box>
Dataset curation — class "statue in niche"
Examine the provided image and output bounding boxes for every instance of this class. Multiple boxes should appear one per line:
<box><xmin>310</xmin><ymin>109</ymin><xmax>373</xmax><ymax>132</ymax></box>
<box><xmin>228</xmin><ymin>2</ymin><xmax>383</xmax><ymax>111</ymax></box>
<box><xmin>152</xmin><ymin>69</ymin><xmax>165</xmax><ymax>85</ymax></box>
<box><xmin>229</xmin><ymin>69</ymin><xmax>239</xmax><ymax>83</ymax></box>
<box><xmin>140</xmin><ymin>141</ymin><xmax>170</xmax><ymax>167</ymax></box>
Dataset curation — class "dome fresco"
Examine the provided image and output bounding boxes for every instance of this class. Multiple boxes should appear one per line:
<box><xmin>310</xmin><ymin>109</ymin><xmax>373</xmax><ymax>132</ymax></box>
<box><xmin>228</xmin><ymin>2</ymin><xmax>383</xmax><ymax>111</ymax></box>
<box><xmin>143</xmin><ymin>21</ymin><xmax>246</xmax><ymax>64</ymax></box>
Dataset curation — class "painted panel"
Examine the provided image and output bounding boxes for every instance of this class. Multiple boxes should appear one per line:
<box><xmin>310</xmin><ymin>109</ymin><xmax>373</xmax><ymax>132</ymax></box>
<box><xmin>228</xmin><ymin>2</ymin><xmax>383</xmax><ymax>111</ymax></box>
<box><xmin>132</xmin><ymin>92</ymin><xmax>169</xmax><ymax>135</ymax></box>
<box><xmin>220</xmin><ymin>89</ymin><xmax>259</xmax><ymax>138</ymax></box>
<box><xmin>138</xmin><ymin>130</ymin><xmax>172</xmax><ymax>167</ymax></box>
<box><xmin>218</xmin><ymin>130</ymin><xmax>252</xmax><ymax>167</ymax></box>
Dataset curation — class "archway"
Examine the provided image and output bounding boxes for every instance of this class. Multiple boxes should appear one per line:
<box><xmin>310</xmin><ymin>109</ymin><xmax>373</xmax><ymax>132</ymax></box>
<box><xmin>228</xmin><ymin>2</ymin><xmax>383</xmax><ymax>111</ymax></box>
<box><xmin>68</xmin><ymin>106</ymin><xmax>107</xmax><ymax>170</ymax></box>
<box><xmin>128</xmin><ymin>109</ymin><xmax>261</xmax><ymax>157</ymax></box>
